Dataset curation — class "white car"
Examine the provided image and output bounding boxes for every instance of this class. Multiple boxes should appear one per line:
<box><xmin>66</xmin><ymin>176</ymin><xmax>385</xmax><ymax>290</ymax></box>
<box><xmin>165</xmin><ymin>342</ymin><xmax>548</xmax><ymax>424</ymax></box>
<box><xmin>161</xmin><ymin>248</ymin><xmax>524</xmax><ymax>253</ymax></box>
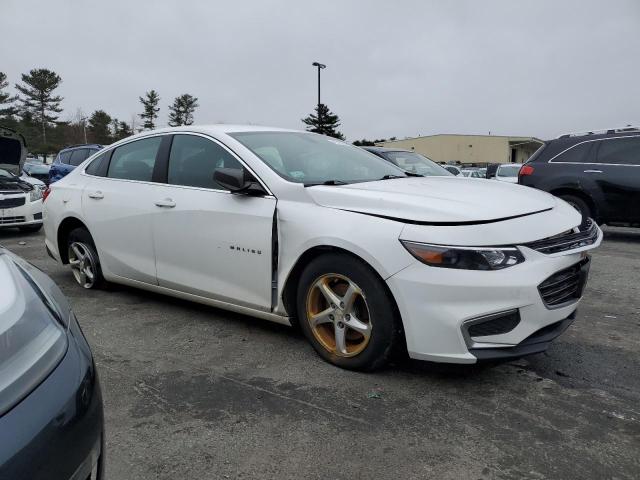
<box><xmin>0</xmin><ymin>125</ymin><xmax>45</xmax><ymax>232</ymax></box>
<box><xmin>0</xmin><ymin>169</ymin><xmax>44</xmax><ymax>232</ymax></box>
<box><xmin>43</xmin><ymin>126</ymin><xmax>602</xmax><ymax>370</ymax></box>
<box><xmin>495</xmin><ymin>163</ymin><xmax>522</xmax><ymax>183</ymax></box>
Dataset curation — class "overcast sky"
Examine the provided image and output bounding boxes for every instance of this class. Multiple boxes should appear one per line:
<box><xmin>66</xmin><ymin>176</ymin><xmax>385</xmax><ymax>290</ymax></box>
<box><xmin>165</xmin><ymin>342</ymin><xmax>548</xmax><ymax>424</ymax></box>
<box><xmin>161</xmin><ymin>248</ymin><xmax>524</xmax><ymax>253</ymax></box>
<box><xmin>2</xmin><ymin>0</ymin><xmax>639</xmax><ymax>141</ymax></box>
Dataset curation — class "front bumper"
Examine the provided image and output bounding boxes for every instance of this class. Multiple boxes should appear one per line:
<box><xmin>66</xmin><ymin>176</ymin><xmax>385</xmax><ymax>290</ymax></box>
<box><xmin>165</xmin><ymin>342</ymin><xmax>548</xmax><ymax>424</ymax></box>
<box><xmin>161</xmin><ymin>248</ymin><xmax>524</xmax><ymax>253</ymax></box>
<box><xmin>386</xmin><ymin>243</ymin><xmax>598</xmax><ymax>364</ymax></box>
<box><xmin>0</xmin><ymin>195</ymin><xmax>43</xmax><ymax>228</ymax></box>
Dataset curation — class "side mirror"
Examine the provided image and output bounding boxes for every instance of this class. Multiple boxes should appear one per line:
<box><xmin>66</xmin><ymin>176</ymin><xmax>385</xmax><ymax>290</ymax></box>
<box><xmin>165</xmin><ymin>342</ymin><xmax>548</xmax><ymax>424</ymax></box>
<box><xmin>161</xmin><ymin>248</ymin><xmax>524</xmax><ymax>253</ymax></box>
<box><xmin>213</xmin><ymin>167</ymin><xmax>267</xmax><ymax>196</ymax></box>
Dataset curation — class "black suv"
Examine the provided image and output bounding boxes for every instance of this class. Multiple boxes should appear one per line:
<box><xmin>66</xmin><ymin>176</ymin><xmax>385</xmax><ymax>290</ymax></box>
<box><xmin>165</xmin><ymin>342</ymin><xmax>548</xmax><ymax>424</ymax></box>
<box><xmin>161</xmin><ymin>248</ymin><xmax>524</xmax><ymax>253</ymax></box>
<box><xmin>519</xmin><ymin>127</ymin><xmax>640</xmax><ymax>226</ymax></box>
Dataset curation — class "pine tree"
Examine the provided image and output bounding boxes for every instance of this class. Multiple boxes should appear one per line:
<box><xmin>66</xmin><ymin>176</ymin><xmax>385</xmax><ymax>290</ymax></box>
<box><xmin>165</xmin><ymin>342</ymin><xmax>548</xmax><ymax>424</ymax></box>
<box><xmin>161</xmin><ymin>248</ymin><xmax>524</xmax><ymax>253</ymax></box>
<box><xmin>139</xmin><ymin>90</ymin><xmax>160</xmax><ymax>130</ymax></box>
<box><xmin>302</xmin><ymin>103</ymin><xmax>345</xmax><ymax>140</ymax></box>
<box><xmin>88</xmin><ymin>110</ymin><xmax>112</xmax><ymax>144</ymax></box>
<box><xmin>0</xmin><ymin>72</ymin><xmax>18</xmax><ymax>119</ymax></box>
<box><xmin>168</xmin><ymin>94</ymin><xmax>199</xmax><ymax>126</ymax></box>
<box><xmin>15</xmin><ymin>68</ymin><xmax>63</xmax><ymax>145</ymax></box>
<box><xmin>112</xmin><ymin>120</ymin><xmax>133</xmax><ymax>141</ymax></box>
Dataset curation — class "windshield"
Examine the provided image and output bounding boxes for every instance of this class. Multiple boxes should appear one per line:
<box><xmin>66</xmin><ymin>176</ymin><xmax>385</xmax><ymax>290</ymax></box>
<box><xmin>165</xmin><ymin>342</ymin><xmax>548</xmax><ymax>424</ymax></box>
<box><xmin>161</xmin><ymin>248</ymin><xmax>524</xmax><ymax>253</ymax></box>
<box><xmin>382</xmin><ymin>151</ymin><xmax>451</xmax><ymax>176</ymax></box>
<box><xmin>229</xmin><ymin>131</ymin><xmax>406</xmax><ymax>185</ymax></box>
<box><xmin>0</xmin><ymin>169</ymin><xmax>16</xmax><ymax>179</ymax></box>
<box><xmin>497</xmin><ymin>165</ymin><xmax>521</xmax><ymax>177</ymax></box>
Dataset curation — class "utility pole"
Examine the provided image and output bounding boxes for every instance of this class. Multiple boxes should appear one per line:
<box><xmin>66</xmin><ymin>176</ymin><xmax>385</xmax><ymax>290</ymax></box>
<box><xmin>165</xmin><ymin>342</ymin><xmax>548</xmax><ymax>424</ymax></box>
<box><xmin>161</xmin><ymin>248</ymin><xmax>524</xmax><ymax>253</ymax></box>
<box><xmin>312</xmin><ymin>62</ymin><xmax>326</xmax><ymax>134</ymax></box>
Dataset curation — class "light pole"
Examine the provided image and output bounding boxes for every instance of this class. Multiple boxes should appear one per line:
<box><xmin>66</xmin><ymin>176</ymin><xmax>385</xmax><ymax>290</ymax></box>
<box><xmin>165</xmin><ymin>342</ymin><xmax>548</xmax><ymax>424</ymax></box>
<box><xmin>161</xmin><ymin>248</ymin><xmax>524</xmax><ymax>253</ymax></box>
<box><xmin>312</xmin><ymin>62</ymin><xmax>326</xmax><ymax>133</ymax></box>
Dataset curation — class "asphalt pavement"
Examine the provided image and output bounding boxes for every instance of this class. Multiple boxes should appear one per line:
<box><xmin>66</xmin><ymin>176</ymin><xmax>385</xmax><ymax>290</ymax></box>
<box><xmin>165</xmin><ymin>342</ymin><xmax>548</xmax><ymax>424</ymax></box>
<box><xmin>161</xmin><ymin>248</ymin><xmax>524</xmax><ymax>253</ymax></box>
<box><xmin>1</xmin><ymin>227</ymin><xmax>638</xmax><ymax>480</ymax></box>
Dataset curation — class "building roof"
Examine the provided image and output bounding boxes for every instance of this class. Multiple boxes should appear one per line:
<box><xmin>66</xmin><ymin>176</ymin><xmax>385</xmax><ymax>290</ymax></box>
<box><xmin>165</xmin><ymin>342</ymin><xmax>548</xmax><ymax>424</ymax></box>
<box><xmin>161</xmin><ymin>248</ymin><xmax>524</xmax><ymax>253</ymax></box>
<box><xmin>380</xmin><ymin>133</ymin><xmax>545</xmax><ymax>144</ymax></box>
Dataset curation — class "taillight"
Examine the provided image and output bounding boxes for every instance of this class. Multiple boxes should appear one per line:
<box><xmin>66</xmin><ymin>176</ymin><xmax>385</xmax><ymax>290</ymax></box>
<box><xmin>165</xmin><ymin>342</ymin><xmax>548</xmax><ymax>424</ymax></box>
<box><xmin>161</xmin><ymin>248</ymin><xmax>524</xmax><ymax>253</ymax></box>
<box><xmin>42</xmin><ymin>186</ymin><xmax>51</xmax><ymax>202</ymax></box>
<box><xmin>519</xmin><ymin>165</ymin><xmax>535</xmax><ymax>176</ymax></box>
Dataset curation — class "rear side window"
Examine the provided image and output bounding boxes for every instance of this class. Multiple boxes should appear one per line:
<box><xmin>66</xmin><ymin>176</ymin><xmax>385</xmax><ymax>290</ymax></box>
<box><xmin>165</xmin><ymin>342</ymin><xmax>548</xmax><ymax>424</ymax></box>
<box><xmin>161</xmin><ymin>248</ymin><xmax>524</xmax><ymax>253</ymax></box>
<box><xmin>85</xmin><ymin>151</ymin><xmax>110</xmax><ymax>176</ymax></box>
<box><xmin>58</xmin><ymin>151</ymin><xmax>72</xmax><ymax>164</ymax></box>
<box><xmin>553</xmin><ymin>142</ymin><xmax>593</xmax><ymax>163</ymax></box>
<box><xmin>69</xmin><ymin>149</ymin><xmax>90</xmax><ymax>166</ymax></box>
<box><xmin>108</xmin><ymin>137</ymin><xmax>162</xmax><ymax>182</ymax></box>
<box><xmin>596</xmin><ymin>137</ymin><xmax>640</xmax><ymax>165</ymax></box>
<box><xmin>167</xmin><ymin>134</ymin><xmax>243</xmax><ymax>190</ymax></box>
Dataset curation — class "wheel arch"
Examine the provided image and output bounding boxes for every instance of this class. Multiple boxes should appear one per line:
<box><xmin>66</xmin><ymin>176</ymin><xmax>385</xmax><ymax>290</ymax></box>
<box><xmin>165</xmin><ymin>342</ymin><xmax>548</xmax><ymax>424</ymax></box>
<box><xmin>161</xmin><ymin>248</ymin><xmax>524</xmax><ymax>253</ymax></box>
<box><xmin>56</xmin><ymin>216</ymin><xmax>90</xmax><ymax>264</ymax></box>
<box><xmin>281</xmin><ymin>245</ymin><xmax>404</xmax><ymax>340</ymax></box>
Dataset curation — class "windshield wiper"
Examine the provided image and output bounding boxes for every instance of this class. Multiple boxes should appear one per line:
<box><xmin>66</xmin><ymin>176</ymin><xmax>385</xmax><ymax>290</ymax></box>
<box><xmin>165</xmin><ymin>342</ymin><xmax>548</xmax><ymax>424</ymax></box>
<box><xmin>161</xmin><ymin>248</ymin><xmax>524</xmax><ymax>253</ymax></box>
<box><xmin>379</xmin><ymin>174</ymin><xmax>406</xmax><ymax>180</ymax></box>
<box><xmin>304</xmin><ymin>180</ymin><xmax>350</xmax><ymax>187</ymax></box>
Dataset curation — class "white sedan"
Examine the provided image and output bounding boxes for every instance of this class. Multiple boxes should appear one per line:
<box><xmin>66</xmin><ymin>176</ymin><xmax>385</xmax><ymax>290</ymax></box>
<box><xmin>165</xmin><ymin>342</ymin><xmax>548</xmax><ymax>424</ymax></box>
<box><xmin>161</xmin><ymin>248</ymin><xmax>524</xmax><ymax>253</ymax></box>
<box><xmin>495</xmin><ymin>163</ymin><xmax>522</xmax><ymax>183</ymax></box>
<box><xmin>43</xmin><ymin>126</ymin><xmax>601</xmax><ymax>370</ymax></box>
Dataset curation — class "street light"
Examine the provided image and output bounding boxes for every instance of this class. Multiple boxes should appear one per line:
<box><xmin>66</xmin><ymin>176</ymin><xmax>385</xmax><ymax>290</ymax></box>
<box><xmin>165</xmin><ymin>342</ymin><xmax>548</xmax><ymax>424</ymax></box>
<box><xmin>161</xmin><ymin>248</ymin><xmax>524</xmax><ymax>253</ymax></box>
<box><xmin>312</xmin><ymin>62</ymin><xmax>326</xmax><ymax>133</ymax></box>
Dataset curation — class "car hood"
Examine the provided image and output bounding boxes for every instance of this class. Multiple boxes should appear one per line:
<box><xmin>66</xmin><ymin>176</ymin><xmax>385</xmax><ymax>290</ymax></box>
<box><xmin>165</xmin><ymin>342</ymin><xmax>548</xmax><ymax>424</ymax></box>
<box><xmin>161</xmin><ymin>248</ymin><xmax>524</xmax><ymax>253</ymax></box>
<box><xmin>19</xmin><ymin>174</ymin><xmax>44</xmax><ymax>187</ymax></box>
<box><xmin>306</xmin><ymin>177</ymin><xmax>557</xmax><ymax>224</ymax></box>
<box><xmin>0</xmin><ymin>126</ymin><xmax>27</xmax><ymax>176</ymax></box>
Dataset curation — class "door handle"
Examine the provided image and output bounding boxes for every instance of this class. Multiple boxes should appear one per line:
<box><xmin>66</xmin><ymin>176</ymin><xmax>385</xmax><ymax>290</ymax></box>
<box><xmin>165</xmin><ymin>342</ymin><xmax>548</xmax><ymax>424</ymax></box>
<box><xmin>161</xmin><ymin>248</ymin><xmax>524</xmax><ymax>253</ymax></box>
<box><xmin>88</xmin><ymin>191</ymin><xmax>104</xmax><ymax>199</ymax></box>
<box><xmin>583</xmin><ymin>169</ymin><xmax>603</xmax><ymax>173</ymax></box>
<box><xmin>154</xmin><ymin>198</ymin><xmax>176</xmax><ymax>208</ymax></box>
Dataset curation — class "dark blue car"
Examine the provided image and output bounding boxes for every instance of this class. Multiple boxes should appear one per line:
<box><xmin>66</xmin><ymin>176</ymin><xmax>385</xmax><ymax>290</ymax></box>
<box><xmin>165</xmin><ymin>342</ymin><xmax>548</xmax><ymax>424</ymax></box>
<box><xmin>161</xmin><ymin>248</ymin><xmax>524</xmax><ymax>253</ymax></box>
<box><xmin>0</xmin><ymin>247</ymin><xmax>104</xmax><ymax>479</ymax></box>
<box><xmin>49</xmin><ymin>144</ymin><xmax>102</xmax><ymax>183</ymax></box>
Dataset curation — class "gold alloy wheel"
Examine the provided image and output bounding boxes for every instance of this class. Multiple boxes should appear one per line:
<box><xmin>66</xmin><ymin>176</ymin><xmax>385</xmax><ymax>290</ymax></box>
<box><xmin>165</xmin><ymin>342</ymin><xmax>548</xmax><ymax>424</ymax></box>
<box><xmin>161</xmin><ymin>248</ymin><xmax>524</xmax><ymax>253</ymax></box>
<box><xmin>305</xmin><ymin>273</ymin><xmax>372</xmax><ymax>357</ymax></box>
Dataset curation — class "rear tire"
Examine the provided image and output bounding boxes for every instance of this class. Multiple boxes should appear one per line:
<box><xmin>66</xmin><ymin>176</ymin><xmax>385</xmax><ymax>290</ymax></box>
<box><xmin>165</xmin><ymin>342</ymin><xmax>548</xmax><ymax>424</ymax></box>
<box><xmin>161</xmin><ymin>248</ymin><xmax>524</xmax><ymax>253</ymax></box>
<box><xmin>18</xmin><ymin>224</ymin><xmax>42</xmax><ymax>233</ymax></box>
<box><xmin>67</xmin><ymin>228</ymin><xmax>104</xmax><ymax>289</ymax></box>
<box><xmin>559</xmin><ymin>194</ymin><xmax>592</xmax><ymax>225</ymax></box>
<box><xmin>296</xmin><ymin>253</ymin><xmax>401</xmax><ymax>371</ymax></box>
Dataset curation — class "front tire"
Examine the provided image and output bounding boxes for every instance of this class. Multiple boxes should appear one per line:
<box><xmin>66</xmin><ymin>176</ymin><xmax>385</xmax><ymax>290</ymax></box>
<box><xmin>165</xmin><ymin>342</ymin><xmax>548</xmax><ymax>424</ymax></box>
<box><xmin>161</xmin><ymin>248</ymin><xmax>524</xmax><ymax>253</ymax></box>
<box><xmin>67</xmin><ymin>228</ymin><xmax>104</xmax><ymax>289</ymax></box>
<box><xmin>296</xmin><ymin>253</ymin><xmax>401</xmax><ymax>371</ymax></box>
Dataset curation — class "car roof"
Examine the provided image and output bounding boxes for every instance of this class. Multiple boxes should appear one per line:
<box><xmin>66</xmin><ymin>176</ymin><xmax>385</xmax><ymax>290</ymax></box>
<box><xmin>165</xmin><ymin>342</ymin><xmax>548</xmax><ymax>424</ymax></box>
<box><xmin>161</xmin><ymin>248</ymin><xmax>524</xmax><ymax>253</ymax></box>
<box><xmin>60</xmin><ymin>143</ymin><xmax>103</xmax><ymax>152</ymax></box>
<box><xmin>532</xmin><ymin>130</ymin><xmax>640</xmax><ymax>161</ymax></box>
<box><xmin>103</xmin><ymin>124</ymin><xmax>304</xmax><ymax>148</ymax></box>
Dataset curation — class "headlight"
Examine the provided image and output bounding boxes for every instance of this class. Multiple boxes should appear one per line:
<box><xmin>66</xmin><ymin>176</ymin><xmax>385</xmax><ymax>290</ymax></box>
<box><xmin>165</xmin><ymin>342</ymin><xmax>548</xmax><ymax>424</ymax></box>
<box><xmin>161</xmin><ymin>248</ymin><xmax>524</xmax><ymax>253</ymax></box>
<box><xmin>30</xmin><ymin>187</ymin><xmax>43</xmax><ymax>202</ymax></box>
<box><xmin>401</xmin><ymin>241</ymin><xmax>525</xmax><ymax>270</ymax></box>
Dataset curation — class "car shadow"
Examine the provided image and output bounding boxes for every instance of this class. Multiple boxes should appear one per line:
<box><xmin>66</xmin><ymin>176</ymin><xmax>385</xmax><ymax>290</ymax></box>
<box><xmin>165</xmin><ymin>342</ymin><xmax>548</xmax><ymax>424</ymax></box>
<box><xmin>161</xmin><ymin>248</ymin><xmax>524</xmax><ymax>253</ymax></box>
<box><xmin>0</xmin><ymin>228</ymin><xmax>38</xmax><ymax>239</ymax></box>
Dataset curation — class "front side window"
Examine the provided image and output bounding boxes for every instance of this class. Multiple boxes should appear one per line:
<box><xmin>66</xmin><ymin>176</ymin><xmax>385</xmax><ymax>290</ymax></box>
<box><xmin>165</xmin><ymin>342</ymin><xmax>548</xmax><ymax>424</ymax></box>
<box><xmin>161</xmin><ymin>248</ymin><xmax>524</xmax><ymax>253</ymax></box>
<box><xmin>596</xmin><ymin>137</ymin><xmax>640</xmax><ymax>165</ymax></box>
<box><xmin>383</xmin><ymin>151</ymin><xmax>451</xmax><ymax>176</ymax></box>
<box><xmin>168</xmin><ymin>134</ymin><xmax>243</xmax><ymax>190</ymax></box>
<box><xmin>107</xmin><ymin>137</ymin><xmax>162</xmax><ymax>182</ymax></box>
<box><xmin>554</xmin><ymin>142</ymin><xmax>593</xmax><ymax>163</ymax></box>
<box><xmin>229</xmin><ymin>131</ymin><xmax>405</xmax><ymax>185</ymax></box>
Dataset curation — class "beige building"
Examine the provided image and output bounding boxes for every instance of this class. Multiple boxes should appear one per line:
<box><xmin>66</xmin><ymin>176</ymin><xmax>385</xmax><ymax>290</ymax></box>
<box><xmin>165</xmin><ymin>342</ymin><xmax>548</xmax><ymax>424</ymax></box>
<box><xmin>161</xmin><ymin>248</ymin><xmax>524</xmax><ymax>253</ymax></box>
<box><xmin>377</xmin><ymin>134</ymin><xmax>544</xmax><ymax>165</ymax></box>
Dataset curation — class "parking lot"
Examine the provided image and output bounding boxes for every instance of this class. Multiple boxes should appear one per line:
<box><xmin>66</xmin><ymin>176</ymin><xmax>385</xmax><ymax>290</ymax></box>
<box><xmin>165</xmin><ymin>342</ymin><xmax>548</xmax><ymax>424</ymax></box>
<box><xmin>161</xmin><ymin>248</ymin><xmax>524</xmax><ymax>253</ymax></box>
<box><xmin>1</xmin><ymin>227</ymin><xmax>638</xmax><ymax>479</ymax></box>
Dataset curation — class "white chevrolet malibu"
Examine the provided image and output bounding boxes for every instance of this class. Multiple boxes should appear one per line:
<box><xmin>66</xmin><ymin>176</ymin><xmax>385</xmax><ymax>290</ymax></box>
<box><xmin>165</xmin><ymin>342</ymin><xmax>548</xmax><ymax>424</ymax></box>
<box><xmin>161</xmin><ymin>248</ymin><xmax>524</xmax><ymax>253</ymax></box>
<box><xmin>43</xmin><ymin>126</ymin><xmax>601</xmax><ymax>370</ymax></box>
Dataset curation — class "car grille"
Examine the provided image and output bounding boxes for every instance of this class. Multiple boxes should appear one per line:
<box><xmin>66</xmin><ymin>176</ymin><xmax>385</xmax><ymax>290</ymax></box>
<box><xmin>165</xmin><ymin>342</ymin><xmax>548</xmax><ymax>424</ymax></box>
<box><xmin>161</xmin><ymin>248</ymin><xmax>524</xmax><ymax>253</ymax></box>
<box><xmin>0</xmin><ymin>197</ymin><xmax>26</xmax><ymax>209</ymax></box>
<box><xmin>0</xmin><ymin>216</ymin><xmax>26</xmax><ymax>224</ymax></box>
<box><xmin>538</xmin><ymin>257</ymin><xmax>590</xmax><ymax>308</ymax></box>
<box><xmin>524</xmin><ymin>218</ymin><xmax>598</xmax><ymax>254</ymax></box>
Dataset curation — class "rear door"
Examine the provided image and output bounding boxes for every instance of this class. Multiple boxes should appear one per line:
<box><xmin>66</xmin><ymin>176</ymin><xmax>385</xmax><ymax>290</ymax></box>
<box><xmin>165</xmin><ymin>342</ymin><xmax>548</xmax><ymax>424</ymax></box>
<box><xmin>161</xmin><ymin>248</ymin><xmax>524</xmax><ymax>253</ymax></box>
<box><xmin>82</xmin><ymin>136</ymin><xmax>164</xmax><ymax>284</ymax></box>
<box><xmin>151</xmin><ymin>133</ymin><xmax>276</xmax><ymax>310</ymax></box>
<box><xmin>546</xmin><ymin>141</ymin><xmax>600</xmax><ymax>198</ymax></box>
<box><xmin>593</xmin><ymin>136</ymin><xmax>640</xmax><ymax>222</ymax></box>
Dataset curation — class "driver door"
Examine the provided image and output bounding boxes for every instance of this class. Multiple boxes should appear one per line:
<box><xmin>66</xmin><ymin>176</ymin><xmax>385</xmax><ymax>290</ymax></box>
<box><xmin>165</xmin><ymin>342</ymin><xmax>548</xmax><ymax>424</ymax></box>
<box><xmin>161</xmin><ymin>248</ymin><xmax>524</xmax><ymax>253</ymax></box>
<box><xmin>151</xmin><ymin>133</ymin><xmax>276</xmax><ymax>311</ymax></box>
